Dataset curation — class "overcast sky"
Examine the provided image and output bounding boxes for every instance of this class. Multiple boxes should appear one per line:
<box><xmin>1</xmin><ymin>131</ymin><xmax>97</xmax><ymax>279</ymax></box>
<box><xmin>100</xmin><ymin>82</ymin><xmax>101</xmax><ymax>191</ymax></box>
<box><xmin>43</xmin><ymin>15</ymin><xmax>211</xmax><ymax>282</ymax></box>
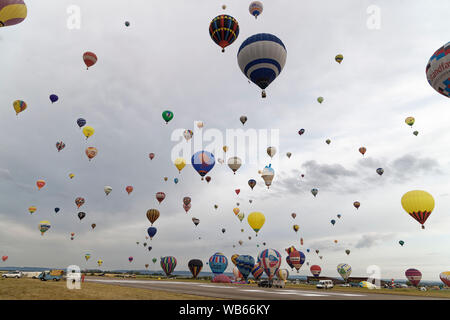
<box><xmin>0</xmin><ymin>0</ymin><xmax>449</xmax><ymax>282</ymax></box>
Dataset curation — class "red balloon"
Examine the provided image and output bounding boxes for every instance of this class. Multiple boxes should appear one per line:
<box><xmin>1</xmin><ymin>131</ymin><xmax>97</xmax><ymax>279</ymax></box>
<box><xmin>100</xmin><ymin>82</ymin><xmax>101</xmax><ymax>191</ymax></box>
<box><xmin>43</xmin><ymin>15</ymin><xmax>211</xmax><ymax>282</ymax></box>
<box><xmin>235</xmin><ymin>189</ymin><xmax>240</xmax><ymax>195</ymax></box>
<box><xmin>1</xmin><ymin>256</ymin><xmax>8</xmax><ymax>262</ymax></box>
<box><xmin>156</xmin><ymin>192</ymin><xmax>166</xmax><ymax>203</ymax></box>
<box><xmin>310</xmin><ymin>265</ymin><xmax>321</xmax><ymax>277</ymax></box>
<box><xmin>149</xmin><ymin>153</ymin><xmax>155</xmax><ymax>160</ymax></box>
<box><xmin>126</xmin><ymin>186</ymin><xmax>134</xmax><ymax>194</ymax></box>
<box><xmin>205</xmin><ymin>176</ymin><xmax>211</xmax><ymax>183</ymax></box>
<box><xmin>83</xmin><ymin>52</ymin><xmax>97</xmax><ymax>69</ymax></box>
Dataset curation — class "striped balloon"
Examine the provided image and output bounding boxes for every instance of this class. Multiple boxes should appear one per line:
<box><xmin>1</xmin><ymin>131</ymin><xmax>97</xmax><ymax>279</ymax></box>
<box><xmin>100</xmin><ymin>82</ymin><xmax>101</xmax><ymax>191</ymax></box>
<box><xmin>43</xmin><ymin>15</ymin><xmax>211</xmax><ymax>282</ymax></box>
<box><xmin>439</xmin><ymin>271</ymin><xmax>450</xmax><ymax>287</ymax></box>
<box><xmin>235</xmin><ymin>255</ymin><xmax>255</xmax><ymax>281</ymax></box>
<box><xmin>426</xmin><ymin>41</ymin><xmax>450</xmax><ymax>98</ymax></box>
<box><xmin>289</xmin><ymin>250</ymin><xmax>305</xmax><ymax>273</ymax></box>
<box><xmin>209</xmin><ymin>252</ymin><xmax>228</xmax><ymax>274</ymax></box>
<box><xmin>276</xmin><ymin>268</ymin><xmax>289</xmax><ymax>281</ymax></box>
<box><xmin>0</xmin><ymin>0</ymin><xmax>27</xmax><ymax>28</ymax></box>
<box><xmin>237</xmin><ymin>33</ymin><xmax>287</xmax><ymax>98</ymax></box>
<box><xmin>405</xmin><ymin>268</ymin><xmax>422</xmax><ymax>287</ymax></box>
<box><xmin>249</xmin><ymin>1</ymin><xmax>263</xmax><ymax>19</ymax></box>
<box><xmin>160</xmin><ymin>256</ymin><xmax>177</xmax><ymax>276</ymax></box>
<box><xmin>188</xmin><ymin>259</ymin><xmax>203</xmax><ymax>278</ymax></box>
<box><xmin>251</xmin><ymin>263</ymin><xmax>264</xmax><ymax>280</ymax></box>
<box><xmin>310</xmin><ymin>265</ymin><xmax>321</xmax><ymax>278</ymax></box>
<box><xmin>258</xmin><ymin>248</ymin><xmax>281</xmax><ymax>280</ymax></box>
<box><xmin>83</xmin><ymin>52</ymin><xmax>97</xmax><ymax>69</ymax></box>
<box><xmin>209</xmin><ymin>15</ymin><xmax>239</xmax><ymax>52</ymax></box>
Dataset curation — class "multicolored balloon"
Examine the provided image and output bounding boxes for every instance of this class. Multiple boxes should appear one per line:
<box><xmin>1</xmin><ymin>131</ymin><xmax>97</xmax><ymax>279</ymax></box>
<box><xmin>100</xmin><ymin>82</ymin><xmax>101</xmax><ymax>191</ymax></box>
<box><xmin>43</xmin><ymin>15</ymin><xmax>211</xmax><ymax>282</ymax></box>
<box><xmin>310</xmin><ymin>265</ymin><xmax>321</xmax><ymax>278</ymax></box>
<box><xmin>405</xmin><ymin>268</ymin><xmax>422</xmax><ymax>287</ymax></box>
<box><xmin>188</xmin><ymin>259</ymin><xmax>203</xmax><ymax>278</ymax></box>
<box><xmin>160</xmin><ymin>256</ymin><xmax>177</xmax><ymax>276</ymax></box>
<box><xmin>426</xmin><ymin>42</ymin><xmax>450</xmax><ymax>98</ymax></box>
<box><xmin>191</xmin><ymin>151</ymin><xmax>215</xmax><ymax>180</ymax></box>
<box><xmin>83</xmin><ymin>52</ymin><xmax>97</xmax><ymax>69</ymax></box>
<box><xmin>337</xmin><ymin>263</ymin><xmax>352</xmax><ymax>282</ymax></box>
<box><xmin>249</xmin><ymin>1</ymin><xmax>263</xmax><ymax>19</ymax></box>
<box><xmin>209</xmin><ymin>15</ymin><xmax>239</xmax><ymax>53</ymax></box>
<box><xmin>209</xmin><ymin>252</ymin><xmax>228</xmax><ymax>274</ymax></box>
<box><xmin>401</xmin><ymin>190</ymin><xmax>435</xmax><ymax>229</ymax></box>
<box><xmin>38</xmin><ymin>220</ymin><xmax>51</xmax><ymax>235</ymax></box>
<box><xmin>0</xmin><ymin>0</ymin><xmax>27</xmax><ymax>28</ymax></box>
<box><xmin>258</xmin><ymin>249</ymin><xmax>281</xmax><ymax>280</ymax></box>
<box><xmin>162</xmin><ymin>110</ymin><xmax>174</xmax><ymax>124</ymax></box>
<box><xmin>236</xmin><ymin>255</ymin><xmax>255</xmax><ymax>281</ymax></box>
<box><xmin>146</xmin><ymin>209</ymin><xmax>160</xmax><ymax>225</ymax></box>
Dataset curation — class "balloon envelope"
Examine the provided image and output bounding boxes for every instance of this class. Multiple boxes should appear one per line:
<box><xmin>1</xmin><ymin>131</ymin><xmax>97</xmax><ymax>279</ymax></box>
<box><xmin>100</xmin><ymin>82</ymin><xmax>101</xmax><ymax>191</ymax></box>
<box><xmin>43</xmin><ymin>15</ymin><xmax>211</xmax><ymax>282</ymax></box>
<box><xmin>401</xmin><ymin>190</ymin><xmax>435</xmax><ymax>229</ymax></box>
<box><xmin>209</xmin><ymin>252</ymin><xmax>228</xmax><ymax>275</ymax></box>
<box><xmin>426</xmin><ymin>42</ymin><xmax>450</xmax><ymax>98</ymax></box>
<box><xmin>235</xmin><ymin>255</ymin><xmax>255</xmax><ymax>281</ymax></box>
<box><xmin>405</xmin><ymin>268</ymin><xmax>422</xmax><ymax>287</ymax></box>
<box><xmin>160</xmin><ymin>256</ymin><xmax>177</xmax><ymax>276</ymax></box>
<box><xmin>188</xmin><ymin>259</ymin><xmax>203</xmax><ymax>278</ymax></box>
<box><xmin>0</xmin><ymin>0</ymin><xmax>27</xmax><ymax>28</ymax></box>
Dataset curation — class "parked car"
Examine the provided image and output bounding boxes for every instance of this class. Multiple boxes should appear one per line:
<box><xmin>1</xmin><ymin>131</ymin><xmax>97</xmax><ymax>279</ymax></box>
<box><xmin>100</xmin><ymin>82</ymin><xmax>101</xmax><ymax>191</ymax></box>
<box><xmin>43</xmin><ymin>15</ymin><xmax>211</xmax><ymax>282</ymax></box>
<box><xmin>316</xmin><ymin>280</ymin><xmax>334</xmax><ymax>289</ymax></box>
<box><xmin>339</xmin><ymin>283</ymin><xmax>351</xmax><ymax>287</ymax></box>
<box><xmin>2</xmin><ymin>271</ymin><xmax>23</xmax><ymax>278</ymax></box>
<box><xmin>258</xmin><ymin>279</ymin><xmax>285</xmax><ymax>288</ymax></box>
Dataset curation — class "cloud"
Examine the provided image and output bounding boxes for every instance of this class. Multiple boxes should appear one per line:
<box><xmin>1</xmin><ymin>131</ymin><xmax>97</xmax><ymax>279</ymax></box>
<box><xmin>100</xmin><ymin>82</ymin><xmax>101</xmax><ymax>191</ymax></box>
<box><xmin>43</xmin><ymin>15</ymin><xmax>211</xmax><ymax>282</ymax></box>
<box><xmin>354</xmin><ymin>233</ymin><xmax>396</xmax><ymax>249</ymax></box>
<box><xmin>0</xmin><ymin>168</ymin><xmax>12</xmax><ymax>181</ymax></box>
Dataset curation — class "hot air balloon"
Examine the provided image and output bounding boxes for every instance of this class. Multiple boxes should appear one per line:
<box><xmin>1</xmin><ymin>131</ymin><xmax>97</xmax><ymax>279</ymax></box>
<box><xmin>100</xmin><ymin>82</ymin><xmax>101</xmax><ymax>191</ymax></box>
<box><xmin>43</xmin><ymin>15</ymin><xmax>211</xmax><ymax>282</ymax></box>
<box><xmin>146</xmin><ymin>209</ymin><xmax>160</xmax><ymax>225</ymax></box>
<box><xmin>188</xmin><ymin>259</ymin><xmax>203</xmax><ymax>278</ymax></box>
<box><xmin>209</xmin><ymin>15</ymin><xmax>239</xmax><ymax>52</ymax></box>
<box><xmin>376</xmin><ymin>168</ymin><xmax>384</xmax><ymax>176</ymax></box>
<box><xmin>401</xmin><ymin>190</ymin><xmax>435</xmax><ymax>229</ymax></box>
<box><xmin>289</xmin><ymin>250</ymin><xmax>305</xmax><ymax>273</ymax></box>
<box><xmin>334</xmin><ymin>240</ymin><xmax>338</xmax><ymax>244</ymax></box>
<box><xmin>77</xmin><ymin>118</ymin><xmax>86</xmax><ymax>128</ymax></box>
<box><xmin>85</xmin><ymin>147</ymin><xmax>98</xmax><ymax>161</ymax></box>
<box><xmin>148</xmin><ymin>246</ymin><xmax>152</xmax><ymax>252</ymax></box>
<box><xmin>54</xmin><ymin>208</ymin><xmax>60</xmax><ymax>214</ymax></box>
<box><xmin>298</xmin><ymin>129</ymin><xmax>305</xmax><ymax>135</ymax></box>
<box><xmin>335</xmin><ymin>54</ymin><xmax>344</xmax><ymax>64</ymax></box>
<box><xmin>182</xmin><ymin>129</ymin><xmax>193</xmax><ymax>142</ymax></box>
<box><xmin>156</xmin><ymin>192</ymin><xmax>166</xmax><ymax>204</ymax></box>
<box><xmin>353</xmin><ymin>201</ymin><xmax>360</xmax><ymax>209</ymax></box>
<box><xmin>104</xmin><ymin>186</ymin><xmax>112</xmax><ymax>196</ymax></box>
<box><xmin>197</xmin><ymin>121</ymin><xmax>204</xmax><ymax>129</ymax></box>
<box><xmin>310</xmin><ymin>265</ymin><xmax>321</xmax><ymax>277</ymax></box>
<box><xmin>161</xmin><ymin>256</ymin><xmax>177</xmax><ymax>276</ymax></box>
<box><xmin>439</xmin><ymin>271</ymin><xmax>450</xmax><ymax>287</ymax></box>
<box><xmin>209</xmin><ymin>252</ymin><xmax>228</xmax><ymax>274</ymax></box>
<box><xmin>69</xmin><ymin>173</ymin><xmax>75</xmax><ymax>179</ymax></box>
<box><xmin>405</xmin><ymin>117</ymin><xmax>415</xmax><ymax>127</ymax></box>
<box><xmin>315</xmin><ymin>249</ymin><xmax>319</xmax><ymax>254</ymax></box>
<box><xmin>192</xmin><ymin>217</ymin><xmax>200</xmax><ymax>226</ymax></box>
<box><xmin>162</xmin><ymin>110</ymin><xmax>174</xmax><ymax>124</ymax></box>
<box><xmin>174</xmin><ymin>157</ymin><xmax>186</xmax><ymax>173</ymax></box>
<box><xmin>147</xmin><ymin>227</ymin><xmax>157</xmax><ymax>239</ymax></box>
<box><xmin>49</xmin><ymin>94</ymin><xmax>58</xmax><ymax>103</ymax></box>
<box><xmin>83</xmin><ymin>52</ymin><xmax>97</xmax><ymax>69</ymax></box>
<box><xmin>405</xmin><ymin>268</ymin><xmax>422</xmax><ymax>287</ymax></box>
<box><xmin>0</xmin><ymin>0</ymin><xmax>27</xmax><ymax>28</ymax></box>
<box><xmin>36</xmin><ymin>180</ymin><xmax>46</xmax><ymax>190</ymax></box>
<box><xmin>97</xmin><ymin>259</ymin><xmax>103</xmax><ymax>266</ymax></box>
<box><xmin>128</xmin><ymin>257</ymin><xmax>133</xmax><ymax>263</ymax></box>
<box><xmin>228</xmin><ymin>156</ymin><xmax>242</xmax><ymax>174</ymax></box>
<box><xmin>222</xmin><ymin>4</ymin><xmax>226</xmax><ymax>10</ymax></box>
<box><xmin>259</xmin><ymin>249</ymin><xmax>281</xmax><ymax>280</ymax></box>
<box><xmin>237</xmin><ymin>33</ymin><xmax>287</xmax><ymax>98</ymax></box>
<box><xmin>326</xmin><ymin>139</ymin><xmax>331</xmax><ymax>145</ymax></box>
<box><xmin>237</xmin><ymin>212</ymin><xmax>245</xmax><ymax>222</ymax></box>
<box><xmin>163</xmin><ymin>177</ymin><xmax>168</xmax><ymax>181</ymax></box>
<box><xmin>233</xmin><ymin>266</ymin><xmax>243</xmax><ymax>280</ymax></box>
<box><xmin>238</xmin><ymin>240</ymin><xmax>243</xmax><ymax>246</ymax></box>
<box><xmin>331</xmin><ymin>219</ymin><xmax>336</xmax><ymax>226</ymax></box>
<box><xmin>317</xmin><ymin>97</ymin><xmax>324</xmax><ymax>104</ymax></box>
<box><xmin>13</xmin><ymin>100</ymin><xmax>27</xmax><ymax>115</ymax></box>
<box><xmin>413</xmin><ymin>130</ymin><xmax>419</xmax><ymax>136</ymax></box>
<box><xmin>235</xmin><ymin>189</ymin><xmax>240</xmax><ymax>195</ymax></box>
<box><xmin>75</xmin><ymin>197</ymin><xmax>85</xmax><ymax>209</ymax></box>
<box><xmin>91</xmin><ymin>223</ymin><xmax>96</xmax><ymax>229</ymax></box>
<box><xmin>337</xmin><ymin>214</ymin><xmax>342</xmax><ymax>219</ymax></box>
<box><xmin>77</xmin><ymin>212</ymin><xmax>86</xmax><ymax>221</ymax></box>
<box><xmin>345</xmin><ymin>249</ymin><xmax>350</xmax><ymax>255</ymax></box>
<box><xmin>291</xmin><ymin>213</ymin><xmax>296</xmax><ymax>219</ymax></box>
<box><xmin>248</xmin><ymin>179</ymin><xmax>256</xmax><ymax>190</ymax></box>
<box><xmin>248</xmin><ymin>212</ymin><xmax>265</xmax><ymax>235</ymax></box>
<box><xmin>230</xmin><ymin>254</ymin><xmax>240</xmax><ymax>266</ymax></box>
<box><xmin>152</xmin><ymin>258</ymin><xmax>157</xmax><ymax>264</ymax></box>
<box><xmin>183</xmin><ymin>196</ymin><xmax>191</xmax><ymax>206</ymax></box>
<box><xmin>1</xmin><ymin>256</ymin><xmax>7</xmax><ymax>262</ymax></box>
<box><xmin>191</xmin><ymin>151</ymin><xmax>215</xmax><ymax>180</ymax></box>
<box><xmin>126</xmin><ymin>186</ymin><xmax>133</xmax><ymax>195</ymax></box>
<box><xmin>286</xmin><ymin>152</ymin><xmax>292</xmax><ymax>159</ymax></box>
<box><xmin>311</xmin><ymin>188</ymin><xmax>318</xmax><ymax>197</ymax></box>
<box><xmin>249</xmin><ymin>1</ymin><xmax>263</xmax><ymax>19</ymax></box>
<box><xmin>38</xmin><ymin>220</ymin><xmax>51</xmax><ymax>235</ymax></box>
<box><xmin>293</xmin><ymin>224</ymin><xmax>299</xmax><ymax>233</ymax></box>
<box><xmin>233</xmin><ymin>207</ymin><xmax>240</xmax><ymax>216</ymax></box>
<box><xmin>267</xmin><ymin>147</ymin><xmax>276</xmax><ymax>158</ymax></box>
<box><xmin>261</xmin><ymin>164</ymin><xmax>274</xmax><ymax>188</ymax></box>
<box><xmin>399</xmin><ymin>240</ymin><xmax>405</xmax><ymax>246</ymax></box>
<box><xmin>145</xmin><ymin>264</ymin><xmax>149</xmax><ymax>269</ymax></box>
<box><xmin>277</xmin><ymin>269</ymin><xmax>289</xmax><ymax>281</ymax></box>
<box><xmin>85</xmin><ymin>254</ymin><xmax>91</xmax><ymax>261</ymax></box>
<box><xmin>359</xmin><ymin>147</ymin><xmax>366</xmax><ymax>156</ymax></box>
<box><xmin>149</xmin><ymin>153</ymin><xmax>155</xmax><ymax>160</ymax></box>
<box><xmin>174</xmin><ymin>177</ymin><xmax>179</xmax><ymax>184</ymax></box>
<box><xmin>251</xmin><ymin>264</ymin><xmax>264</xmax><ymax>280</ymax></box>
<box><xmin>125</xmin><ymin>21</ymin><xmax>130</xmax><ymax>27</ymax></box>
<box><xmin>28</xmin><ymin>206</ymin><xmax>36</xmax><ymax>214</ymax></box>
<box><xmin>240</xmin><ymin>116</ymin><xmax>247</xmax><ymax>125</ymax></box>
<box><xmin>337</xmin><ymin>263</ymin><xmax>352</xmax><ymax>282</ymax></box>
<box><xmin>236</xmin><ymin>255</ymin><xmax>255</xmax><ymax>281</ymax></box>
<box><xmin>182</xmin><ymin>203</ymin><xmax>191</xmax><ymax>213</ymax></box>
<box><xmin>426</xmin><ymin>42</ymin><xmax>450</xmax><ymax>98</ymax></box>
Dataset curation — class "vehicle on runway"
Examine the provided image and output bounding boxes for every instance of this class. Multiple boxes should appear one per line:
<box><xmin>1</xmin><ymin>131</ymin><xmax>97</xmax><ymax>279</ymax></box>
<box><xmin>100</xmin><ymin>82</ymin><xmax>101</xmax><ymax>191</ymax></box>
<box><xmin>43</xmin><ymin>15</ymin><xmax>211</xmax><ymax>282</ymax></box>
<box><xmin>316</xmin><ymin>280</ymin><xmax>334</xmax><ymax>289</ymax></box>
<box><xmin>2</xmin><ymin>271</ymin><xmax>23</xmax><ymax>278</ymax></box>
<box><xmin>258</xmin><ymin>279</ymin><xmax>285</xmax><ymax>288</ymax></box>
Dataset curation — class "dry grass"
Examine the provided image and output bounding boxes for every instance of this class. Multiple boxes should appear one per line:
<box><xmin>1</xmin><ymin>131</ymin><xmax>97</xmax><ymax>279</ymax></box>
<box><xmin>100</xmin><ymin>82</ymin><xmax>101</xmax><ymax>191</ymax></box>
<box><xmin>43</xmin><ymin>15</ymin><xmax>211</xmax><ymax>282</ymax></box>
<box><xmin>0</xmin><ymin>278</ymin><xmax>219</xmax><ymax>300</ymax></box>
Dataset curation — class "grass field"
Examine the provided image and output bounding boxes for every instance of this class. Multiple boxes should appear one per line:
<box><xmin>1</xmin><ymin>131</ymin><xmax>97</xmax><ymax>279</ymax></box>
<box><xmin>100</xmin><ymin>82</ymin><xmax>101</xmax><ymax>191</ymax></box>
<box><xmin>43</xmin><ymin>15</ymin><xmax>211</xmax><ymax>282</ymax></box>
<box><xmin>0</xmin><ymin>278</ymin><xmax>220</xmax><ymax>300</ymax></box>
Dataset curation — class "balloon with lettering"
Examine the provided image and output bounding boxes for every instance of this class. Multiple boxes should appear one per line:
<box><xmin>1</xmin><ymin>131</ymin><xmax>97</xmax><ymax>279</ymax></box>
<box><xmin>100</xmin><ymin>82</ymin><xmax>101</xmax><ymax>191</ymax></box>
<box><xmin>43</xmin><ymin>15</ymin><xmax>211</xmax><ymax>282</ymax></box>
<box><xmin>426</xmin><ymin>42</ymin><xmax>450</xmax><ymax>98</ymax></box>
<box><xmin>209</xmin><ymin>252</ymin><xmax>228</xmax><ymax>274</ymax></box>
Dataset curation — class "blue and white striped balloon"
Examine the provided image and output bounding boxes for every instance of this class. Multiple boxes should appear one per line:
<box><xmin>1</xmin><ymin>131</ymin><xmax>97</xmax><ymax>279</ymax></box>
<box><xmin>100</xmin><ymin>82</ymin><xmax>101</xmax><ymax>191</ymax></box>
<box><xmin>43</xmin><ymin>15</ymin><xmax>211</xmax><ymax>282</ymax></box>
<box><xmin>237</xmin><ymin>33</ymin><xmax>287</xmax><ymax>98</ymax></box>
<box><xmin>249</xmin><ymin>1</ymin><xmax>263</xmax><ymax>19</ymax></box>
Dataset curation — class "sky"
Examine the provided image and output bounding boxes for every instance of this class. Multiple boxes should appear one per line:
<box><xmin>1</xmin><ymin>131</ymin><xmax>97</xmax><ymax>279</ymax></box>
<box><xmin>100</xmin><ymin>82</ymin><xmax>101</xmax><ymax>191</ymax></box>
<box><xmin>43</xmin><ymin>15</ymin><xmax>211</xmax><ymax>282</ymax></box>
<box><xmin>0</xmin><ymin>0</ymin><xmax>449</xmax><ymax>282</ymax></box>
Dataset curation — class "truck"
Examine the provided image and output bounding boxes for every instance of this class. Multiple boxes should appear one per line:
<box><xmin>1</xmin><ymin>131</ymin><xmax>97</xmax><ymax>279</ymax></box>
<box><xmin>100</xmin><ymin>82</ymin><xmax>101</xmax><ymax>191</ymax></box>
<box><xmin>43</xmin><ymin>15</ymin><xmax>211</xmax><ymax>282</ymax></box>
<box><xmin>38</xmin><ymin>270</ymin><xmax>64</xmax><ymax>281</ymax></box>
<box><xmin>2</xmin><ymin>271</ymin><xmax>23</xmax><ymax>278</ymax></box>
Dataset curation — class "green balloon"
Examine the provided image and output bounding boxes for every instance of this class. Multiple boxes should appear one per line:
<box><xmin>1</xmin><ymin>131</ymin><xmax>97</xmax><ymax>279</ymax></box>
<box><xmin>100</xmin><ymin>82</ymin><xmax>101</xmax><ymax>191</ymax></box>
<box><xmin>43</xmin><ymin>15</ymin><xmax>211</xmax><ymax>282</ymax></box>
<box><xmin>399</xmin><ymin>240</ymin><xmax>405</xmax><ymax>246</ymax></box>
<box><xmin>413</xmin><ymin>131</ymin><xmax>419</xmax><ymax>136</ymax></box>
<box><xmin>162</xmin><ymin>110</ymin><xmax>174</xmax><ymax>124</ymax></box>
<box><xmin>317</xmin><ymin>97</ymin><xmax>324</xmax><ymax>104</ymax></box>
<box><xmin>152</xmin><ymin>258</ymin><xmax>157</xmax><ymax>263</ymax></box>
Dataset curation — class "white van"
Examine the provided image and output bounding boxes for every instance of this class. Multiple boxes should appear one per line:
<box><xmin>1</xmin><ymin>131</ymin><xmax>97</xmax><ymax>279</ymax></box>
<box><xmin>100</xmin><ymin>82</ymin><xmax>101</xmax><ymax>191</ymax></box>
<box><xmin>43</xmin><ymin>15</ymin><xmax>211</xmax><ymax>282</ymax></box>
<box><xmin>316</xmin><ymin>280</ymin><xmax>334</xmax><ymax>289</ymax></box>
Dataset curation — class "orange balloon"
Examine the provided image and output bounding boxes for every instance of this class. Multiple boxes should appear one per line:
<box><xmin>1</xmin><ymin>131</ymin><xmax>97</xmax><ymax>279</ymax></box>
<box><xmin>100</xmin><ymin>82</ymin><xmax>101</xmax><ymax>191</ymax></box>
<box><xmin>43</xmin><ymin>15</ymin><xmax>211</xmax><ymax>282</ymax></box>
<box><xmin>36</xmin><ymin>180</ymin><xmax>46</xmax><ymax>190</ymax></box>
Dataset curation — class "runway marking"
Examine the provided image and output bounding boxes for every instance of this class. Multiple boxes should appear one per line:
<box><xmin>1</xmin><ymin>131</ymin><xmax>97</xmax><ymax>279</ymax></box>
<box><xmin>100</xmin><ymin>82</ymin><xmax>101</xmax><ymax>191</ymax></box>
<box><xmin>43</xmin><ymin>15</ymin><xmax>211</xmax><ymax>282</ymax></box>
<box><xmin>198</xmin><ymin>285</ymin><xmax>234</xmax><ymax>289</ymax></box>
<box><xmin>240</xmin><ymin>289</ymin><xmax>267</xmax><ymax>293</ymax></box>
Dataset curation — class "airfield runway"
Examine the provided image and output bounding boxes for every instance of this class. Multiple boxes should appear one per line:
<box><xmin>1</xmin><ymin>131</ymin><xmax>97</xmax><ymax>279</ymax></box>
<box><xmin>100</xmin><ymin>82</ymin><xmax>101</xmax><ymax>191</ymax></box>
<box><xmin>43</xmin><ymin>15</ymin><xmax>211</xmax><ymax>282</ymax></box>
<box><xmin>86</xmin><ymin>278</ymin><xmax>445</xmax><ymax>300</ymax></box>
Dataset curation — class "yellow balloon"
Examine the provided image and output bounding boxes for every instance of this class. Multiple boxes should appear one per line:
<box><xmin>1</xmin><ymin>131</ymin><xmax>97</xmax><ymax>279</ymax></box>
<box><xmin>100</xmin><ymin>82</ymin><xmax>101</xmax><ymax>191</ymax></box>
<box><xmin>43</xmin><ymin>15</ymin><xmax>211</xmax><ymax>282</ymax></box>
<box><xmin>69</xmin><ymin>173</ymin><xmax>75</xmax><ymax>179</ymax></box>
<box><xmin>405</xmin><ymin>117</ymin><xmax>415</xmax><ymax>127</ymax></box>
<box><xmin>223</xmin><ymin>146</ymin><xmax>228</xmax><ymax>153</ymax></box>
<box><xmin>401</xmin><ymin>190</ymin><xmax>435</xmax><ymax>229</ymax></box>
<box><xmin>82</xmin><ymin>126</ymin><xmax>95</xmax><ymax>139</ymax></box>
<box><xmin>13</xmin><ymin>100</ymin><xmax>27</xmax><ymax>115</ymax></box>
<box><xmin>247</xmin><ymin>212</ymin><xmax>265</xmax><ymax>234</ymax></box>
<box><xmin>174</xmin><ymin>157</ymin><xmax>186</xmax><ymax>173</ymax></box>
<box><xmin>28</xmin><ymin>206</ymin><xmax>37</xmax><ymax>214</ymax></box>
<box><xmin>233</xmin><ymin>207</ymin><xmax>240</xmax><ymax>215</ymax></box>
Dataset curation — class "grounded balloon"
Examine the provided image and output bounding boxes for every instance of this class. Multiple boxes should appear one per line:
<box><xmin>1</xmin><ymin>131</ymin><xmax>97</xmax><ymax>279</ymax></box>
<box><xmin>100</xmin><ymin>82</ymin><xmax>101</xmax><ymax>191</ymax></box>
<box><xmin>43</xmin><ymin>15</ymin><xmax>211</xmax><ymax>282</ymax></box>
<box><xmin>146</xmin><ymin>209</ymin><xmax>160</xmax><ymax>225</ymax></box>
<box><xmin>75</xmin><ymin>197</ymin><xmax>85</xmax><ymax>208</ymax></box>
<box><xmin>13</xmin><ymin>100</ymin><xmax>27</xmax><ymax>115</ymax></box>
<box><xmin>337</xmin><ymin>263</ymin><xmax>352</xmax><ymax>281</ymax></box>
<box><xmin>104</xmin><ymin>186</ymin><xmax>112</xmax><ymax>195</ymax></box>
<box><xmin>227</xmin><ymin>156</ymin><xmax>242</xmax><ymax>174</ymax></box>
<box><xmin>188</xmin><ymin>259</ymin><xmax>203</xmax><ymax>278</ymax></box>
<box><xmin>38</xmin><ymin>220</ymin><xmax>51</xmax><ymax>235</ymax></box>
<box><xmin>237</xmin><ymin>33</ymin><xmax>287</xmax><ymax>98</ymax></box>
<box><xmin>82</xmin><ymin>126</ymin><xmax>95</xmax><ymax>139</ymax></box>
<box><xmin>126</xmin><ymin>186</ymin><xmax>133</xmax><ymax>194</ymax></box>
<box><xmin>249</xmin><ymin>1</ymin><xmax>263</xmax><ymax>19</ymax></box>
<box><xmin>209</xmin><ymin>15</ymin><xmax>239</xmax><ymax>52</ymax></box>
<box><xmin>259</xmin><ymin>249</ymin><xmax>281</xmax><ymax>280</ymax></box>
<box><xmin>77</xmin><ymin>212</ymin><xmax>86</xmax><ymax>220</ymax></box>
<box><xmin>426</xmin><ymin>42</ymin><xmax>450</xmax><ymax>98</ymax></box>
<box><xmin>311</xmin><ymin>188</ymin><xmax>318</xmax><ymax>197</ymax></box>
<box><xmin>401</xmin><ymin>190</ymin><xmax>435</xmax><ymax>229</ymax></box>
<box><xmin>317</xmin><ymin>97</ymin><xmax>324</xmax><ymax>104</ymax></box>
<box><xmin>191</xmin><ymin>151</ymin><xmax>215</xmax><ymax>179</ymax></box>
<box><xmin>209</xmin><ymin>252</ymin><xmax>228</xmax><ymax>274</ymax></box>
<box><xmin>240</xmin><ymin>116</ymin><xmax>247</xmax><ymax>125</ymax></box>
<box><xmin>261</xmin><ymin>164</ymin><xmax>274</xmax><ymax>188</ymax></box>
<box><xmin>162</xmin><ymin>110</ymin><xmax>174</xmax><ymax>124</ymax></box>
<box><xmin>353</xmin><ymin>201</ymin><xmax>360</xmax><ymax>209</ymax></box>
<box><xmin>77</xmin><ymin>118</ymin><xmax>86</xmax><ymax>128</ymax></box>
<box><xmin>156</xmin><ymin>192</ymin><xmax>166</xmax><ymax>203</ymax></box>
<box><xmin>335</xmin><ymin>54</ymin><xmax>344</xmax><ymax>64</ymax></box>
<box><xmin>439</xmin><ymin>271</ymin><xmax>450</xmax><ymax>287</ymax></box>
<box><xmin>161</xmin><ymin>256</ymin><xmax>177</xmax><ymax>276</ymax></box>
<box><xmin>83</xmin><ymin>51</ymin><xmax>97</xmax><ymax>69</ymax></box>
<box><xmin>251</xmin><ymin>264</ymin><xmax>264</xmax><ymax>280</ymax></box>
<box><xmin>248</xmin><ymin>212</ymin><xmax>265</xmax><ymax>235</ymax></box>
<box><xmin>266</xmin><ymin>146</ymin><xmax>276</xmax><ymax>158</ymax></box>
<box><xmin>231</xmin><ymin>254</ymin><xmax>239</xmax><ymax>266</ymax></box>
<box><xmin>359</xmin><ymin>147</ymin><xmax>366</xmax><ymax>156</ymax></box>
<box><xmin>192</xmin><ymin>217</ymin><xmax>200</xmax><ymax>226</ymax></box>
<box><xmin>49</xmin><ymin>94</ymin><xmax>58</xmax><ymax>103</ymax></box>
<box><xmin>147</xmin><ymin>227</ymin><xmax>157</xmax><ymax>239</ymax></box>
<box><xmin>310</xmin><ymin>265</ymin><xmax>321</xmax><ymax>277</ymax></box>
<box><xmin>149</xmin><ymin>153</ymin><xmax>155</xmax><ymax>160</ymax></box>
<box><xmin>0</xmin><ymin>0</ymin><xmax>27</xmax><ymax>28</ymax></box>
<box><xmin>174</xmin><ymin>157</ymin><xmax>186</xmax><ymax>173</ymax></box>
<box><xmin>236</xmin><ymin>255</ymin><xmax>255</xmax><ymax>281</ymax></box>
<box><xmin>376</xmin><ymin>168</ymin><xmax>384</xmax><ymax>176</ymax></box>
<box><xmin>405</xmin><ymin>268</ymin><xmax>422</xmax><ymax>287</ymax></box>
